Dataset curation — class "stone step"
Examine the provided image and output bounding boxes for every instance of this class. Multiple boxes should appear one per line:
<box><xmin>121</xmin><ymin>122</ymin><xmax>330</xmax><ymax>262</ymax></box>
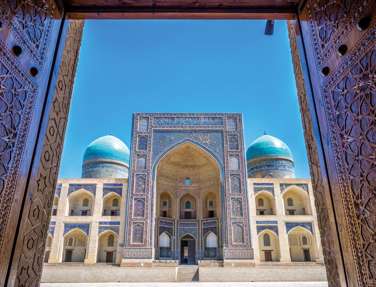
<box><xmin>176</xmin><ymin>266</ymin><xmax>199</xmax><ymax>282</ymax></box>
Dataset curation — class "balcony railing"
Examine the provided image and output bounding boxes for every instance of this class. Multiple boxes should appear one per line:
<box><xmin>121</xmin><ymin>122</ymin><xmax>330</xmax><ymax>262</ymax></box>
<box><xmin>69</xmin><ymin>210</ymin><xmax>91</xmax><ymax>216</ymax></box>
<box><xmin>103</xmin><ymin>209</ymin><xmax>120</xmax><ymax>216</ymax></box>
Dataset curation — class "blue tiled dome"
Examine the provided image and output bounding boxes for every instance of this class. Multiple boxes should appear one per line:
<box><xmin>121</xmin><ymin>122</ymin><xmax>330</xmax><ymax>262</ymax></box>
<box><xmin>246</xmin><ymin>135</ymin><xmax>293</xmax><ymax>162</ymax></box>
<box><xmin>83</xmin><ymin>135</ymin><xmax>130</xmax><ymax>164</ymax></box>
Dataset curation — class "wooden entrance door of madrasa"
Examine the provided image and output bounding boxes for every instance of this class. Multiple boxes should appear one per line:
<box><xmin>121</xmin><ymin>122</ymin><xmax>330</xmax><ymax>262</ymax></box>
<box><xmin>0</xmin><ymin>1</ymin><xmax>375</xmax><ymax>286</ymax></box>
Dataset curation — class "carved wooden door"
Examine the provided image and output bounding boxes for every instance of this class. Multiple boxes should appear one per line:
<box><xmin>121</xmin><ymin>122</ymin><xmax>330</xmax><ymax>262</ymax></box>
<box><xmin>296</xmin><ymin>1</ymin><xmax>376</xmax><ymax>286</ymax></box>
<box><xmin>0</xmin><ymin>2</ymin><xmax>83</xmax><ymax>286</ymax></box>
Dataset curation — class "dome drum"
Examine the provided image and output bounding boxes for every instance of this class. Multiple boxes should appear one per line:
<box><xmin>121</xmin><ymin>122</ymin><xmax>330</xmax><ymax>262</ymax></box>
<box><xmin>247</xmin><ymin>158</ymin><xmax>295</xmax><ymax>179</ymax></box>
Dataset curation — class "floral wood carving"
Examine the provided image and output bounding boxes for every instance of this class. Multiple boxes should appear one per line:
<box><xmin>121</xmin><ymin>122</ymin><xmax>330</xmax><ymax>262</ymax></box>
<box><xmin>9</xmin><ymin>21</ymin><xmax>83</xmax><ymax>287</ymax></box>
<box><xmin>288</xmin><ymin>21</ymin><xmax>342</xmax><ymax>287</ymax></box>
<box><xmin>301</xmin><ymin>1</ymin><xmax>376</xmax><ymax>286</ymax></box>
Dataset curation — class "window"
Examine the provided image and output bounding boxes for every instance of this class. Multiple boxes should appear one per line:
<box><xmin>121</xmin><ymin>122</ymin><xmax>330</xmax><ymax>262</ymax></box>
<box><xmin>303</xmin><ymin>249</ymin><xmax>311</xmax><ymax>262</ymax></box>
<box><xmin>258</xmin><ymin>210</ymin><xmax>265</xmax><ymax>215</ymax></box>
<box><xmin>112</xmin><ymin>198</ymin><xmax>119</xmax><ymax>207</ymax></box>
<box><xmin>184</xmin><ymin>177</ymin><xmax>192</xmax><ymax>186</ymax></box>
<box><xmin>264</xmin><ymin>250</ymin><xmax>272</xmax><ymax>261</ymax></box>
<box><xmin>185</xmin><ymin>200</ymin><xmax>192</xmax><ymax>209</ymax></box>
<box><xmin>205</xmin><ymin>232</ymin><xmax>218</xmax><ymax>258</ymax></box>
<box><xmin>208</xmin><ymin>200</ymin><xmax>214</xmax><ymax>209</ymax></box>
<box><xmin>81</xmin><ymin>210</ymin><xmax>89</xmax><ymax>216</ymax></box>
<box><xmin>162</xmin><ymin>200</ymin><xmax>169</xmax><ymax>208</ymax></box>
<box><xmin>184</xmin><ymin>211</ymin><xmax>192</xmax><ymax>219</ymax></box>
<box><xmin>287</xmin><ymin>198</ymin><xmax>294</xmax><ymax>207</ymax></box>
<box><xmin>110</xmin><ymin>210</ymin><xmax>119</xmax><ymax>216</ymax></box>
<box><xmin>208</xmin><ymin>210</ymin><xmax>215</xmax><ymax>218</ymax></box>
<box><xmin>159</xmin><ymin>232</ymin><xmax>171</xmax><ymax>258</ymax></box>
<box><xmin>82</xmin><ymin>198</ymin><xmax>89</xmax><ymax>207</ymax></box>
<box><xmin>263</xmin><ymin>233</ymin><xmax>271</xmax><ymax>247</ymax></box>
<box><xmin>162</xmin><ymin>210</ymin><xmax>167</xmax><ymax>217</ymax></box>
<box><xmin>302</xmin><ymin>235</ymin><xmax>308</xmax><ymax>245</ymax></box>
<box><xmin>44</xmin><ymin>251</ymin><xmax>50</xmax><ymax>263</ymax></box>
<box><xmin>108</xmin><ymin>234</ymin><xmax>114</xmax><ymax>247</ymax></box>
<box><xmin>47</xmin><ymin>236</ymin><xmax>53</xmax><ymax>247</ymax></box>
<box><xmin>288</xmin><ymin>209</ymin><xmax>295</xmax><ymax>215</ymax></box>
<box><xmin>258</xmin><ymin>198</ymin><xmax>264</xmax><ymax>207</ymax></box>
<box><xmin>67</xmin><ymin>238</ymin><xmax>74</xmax><ymax>246</ymax></box>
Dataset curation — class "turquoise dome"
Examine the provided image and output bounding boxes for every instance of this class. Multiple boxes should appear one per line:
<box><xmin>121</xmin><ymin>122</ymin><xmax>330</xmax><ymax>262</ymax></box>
<box><xmin>83</xmin><ymin>135</ymin><xmax>130</xmax><ymax>164</ymax></box>
<box><xmin>246</xmin><ymin>135</ymin><xmax>293</xmax><ymax>162</ymax></box>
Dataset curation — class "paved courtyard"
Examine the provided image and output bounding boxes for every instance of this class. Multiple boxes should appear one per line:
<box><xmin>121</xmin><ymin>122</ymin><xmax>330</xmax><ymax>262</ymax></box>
<box><xmin>42</xmin><ymin>282</ymin><xmax>328</xmax><ymax>287</ymax></box>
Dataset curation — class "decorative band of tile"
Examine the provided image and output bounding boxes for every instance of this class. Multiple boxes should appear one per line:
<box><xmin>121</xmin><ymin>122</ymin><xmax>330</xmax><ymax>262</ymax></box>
<box><xmin>48</xmin><ymin>225</ymin><xmax>55</xmax><ymax>236</ymax></box>
<box><xmin>256</xmin><ymin>220</ymin><xmax>278</xmax><ymax>225</ymax></box>
<box><xmin>99</xmin><ymin>221</ymin><xmax>120</xmax><ymax>226</ymax></box>
<box><xmin>153</xmin><ymin>116</ymin><xmax>224</xmax><ymax>127</ymax></box>
<box><xmin>55</xmin><ymin>183</ymin><xmax>62</xmax><ymax>197</ymax></box>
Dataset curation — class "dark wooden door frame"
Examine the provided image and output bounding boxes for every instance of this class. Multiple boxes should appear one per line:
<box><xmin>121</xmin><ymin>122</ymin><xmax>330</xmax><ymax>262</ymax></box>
<box><xmin>0</xmin><ymin>1</ymin><xmax>374</xmax><ymax>286</ymax></box>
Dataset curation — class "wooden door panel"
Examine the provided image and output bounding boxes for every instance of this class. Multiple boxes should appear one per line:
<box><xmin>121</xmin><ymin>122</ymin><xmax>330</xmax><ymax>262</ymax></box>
<box><xmin>298</xmin><ymin>1</ymin><xmax>376</xmax><ymax>286</ymax></box>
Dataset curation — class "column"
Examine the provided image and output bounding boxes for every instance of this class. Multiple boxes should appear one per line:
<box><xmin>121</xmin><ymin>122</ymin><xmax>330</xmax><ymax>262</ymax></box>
<box><xmin>308</xmin><ymin>183</ymin><xmax>324</xmax><ymax>263</ymax></box>
<box><xmin>275</xmin><ymin>183</ymin><xmax>291</xmax><ymax>263</ymax></box>
<box><xmin>116</xmin><ymin>180</ymin><xmax>127</xmax><ymax>264</ymax></box>
<box><xmin>84</xmin><ymin>221</ymin><xmax>99</xmax><ymax>264</ymax></box>
<box><xmin>248</xmin><ymin>180</ymin><xmax>260</xmax><ymax>263</ymax></box>
<box><xmin>84</xmin><ymin>183</ymin><xmax>103</xmax><ymax>264</ymax></box>
<box><xmin>49</xmin><ymin>182</ymin><xmax>69</xmax><ymax>263</ymax></box>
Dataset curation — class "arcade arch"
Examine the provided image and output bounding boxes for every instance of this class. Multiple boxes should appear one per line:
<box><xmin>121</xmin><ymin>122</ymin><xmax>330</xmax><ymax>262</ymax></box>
<box><xmin>155</xmin><ymin>142</ymin><xmax>221</xmax><ymax>261</ymax></box>
<box><xmin>63</xmin><ymin>229</ymin><xmax>88</xmax><ymax>262</ymax></box>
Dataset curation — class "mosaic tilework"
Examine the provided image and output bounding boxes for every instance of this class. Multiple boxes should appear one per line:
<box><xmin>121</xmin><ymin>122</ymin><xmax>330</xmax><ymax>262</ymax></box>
<box><xmin>68</xmin><ymin>184</ymin><xmax>96</xmax><ymax>195</ymax></box>
<box><xmin>64</xmin><ymin>223</ymin><xmax>90</xmax><ymax>235</ymax></box>
<box><xmin>280</xmin><ymin>183</ymin><xmax>309</xmax><ymax>193</ymax></box>
<box><xmin>286</xmin><ymin>222</ymin><xmax>313</xmax><ymax>234</ymax></box>
<box><xmin>124</xmin><ymin>113</ymin><xmax>253</xmax><ymax>260</ymax></box>
<box><xmin>257</xmin><ymin>225</ymin><xmax>279</xmax><ymax>235</ymax></box>
<box><xmin>103</xmin><ymin>183</ymin><xmax>123</xmax><ymax>196</ymax></box>
<box><xmin>253</xmin><ymin>183</ymin><xmax>274</xmax><ymax>195</ymax></box>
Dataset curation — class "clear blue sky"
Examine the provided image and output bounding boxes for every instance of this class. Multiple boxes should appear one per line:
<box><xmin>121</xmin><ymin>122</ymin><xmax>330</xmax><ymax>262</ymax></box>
<box><xmin>59</xmin><ymin>20</ymin><xmax>310</xmax><ymax>179</ymax></box>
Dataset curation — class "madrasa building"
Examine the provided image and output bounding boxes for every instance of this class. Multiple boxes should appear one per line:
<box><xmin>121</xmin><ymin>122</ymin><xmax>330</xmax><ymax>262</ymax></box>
<box><xmin>43</xmin><ymin>113</ymin><xmax>326</xmax><ymax>282</ymax></box>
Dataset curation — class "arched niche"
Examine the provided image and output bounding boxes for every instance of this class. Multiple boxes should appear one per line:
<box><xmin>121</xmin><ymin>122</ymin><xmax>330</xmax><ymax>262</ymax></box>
<box><xmin>255</xmin><ymin>191</ymin><xmax>275</xmax><ymax>215</ymax></box>
<box><xmin>180</xmin><ymin>194</ymin><xmax>197</xmax><ymax>219</ymax></box>
<box><xmin>282</xmin><ymin>187</ymin><xmax>311</xmax><ymax>215</ymax></box>
<box><xmin>44</xmin><ymin>234</ymin><xmax>53</xmax><ymax>263</ymax></box>
<box><xmin>52</xmin><ymin>196</ymin><xmax>59</xmax><ymax>216</ymax></box>
<box><xmin>159</xmin><ymin>232</ymin><xmax>172</xmax><ymax>258</ymax></box>
<box><xmin>155</xmin><ymin>142</ymin><xmax>221</xmax><ymax>221</ymax></box>
<box><xmin>63</xmin><ymin>229</ymin><xmax>88</xmax><ymax>262</ymax></box>
<box><xmin>67</xmin><ymin>190</ymin><xmax>94</xmax><ymax>216</ymax></box>
<box><xmin>159</xmin><ymin>192</ymin><xmax>174</xmax><ymax>218</ymax></box>
<box><xmin>203</xmin><ymin>192</ymin><xmax>218</xmax><ymax>218</ymax></box>
<box><xmin>102</xmin><ymin>193</ymin><xmax>121</xmax><ymax>216</ymax></box>
<box><xmin>180</xmin><ymin>233</ymin><xmax>196</xmax><ymax>265</ymax></box>
<box><xmin>97</xmin><ymin>231</ymin><xmax>118</xmax><ymax>263</ymax></box>
<box><xmin>288</xmin><ymin>226</ymin><xmax>317</xmax><ymax>262</ymax></box>
<box><xmin>258</xmin><ymin>230</ymin><xmax>280</xmax><ymax>262</ymax></box>
<box><xmin>204</xmin><ymin>232</ymin><xmax>218</xmax><ymax>258</ymax></box>
<box><xmin>154</xmin><ymin>142</ymin><xmax>222</xmax><ymax>260</ymax></box>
